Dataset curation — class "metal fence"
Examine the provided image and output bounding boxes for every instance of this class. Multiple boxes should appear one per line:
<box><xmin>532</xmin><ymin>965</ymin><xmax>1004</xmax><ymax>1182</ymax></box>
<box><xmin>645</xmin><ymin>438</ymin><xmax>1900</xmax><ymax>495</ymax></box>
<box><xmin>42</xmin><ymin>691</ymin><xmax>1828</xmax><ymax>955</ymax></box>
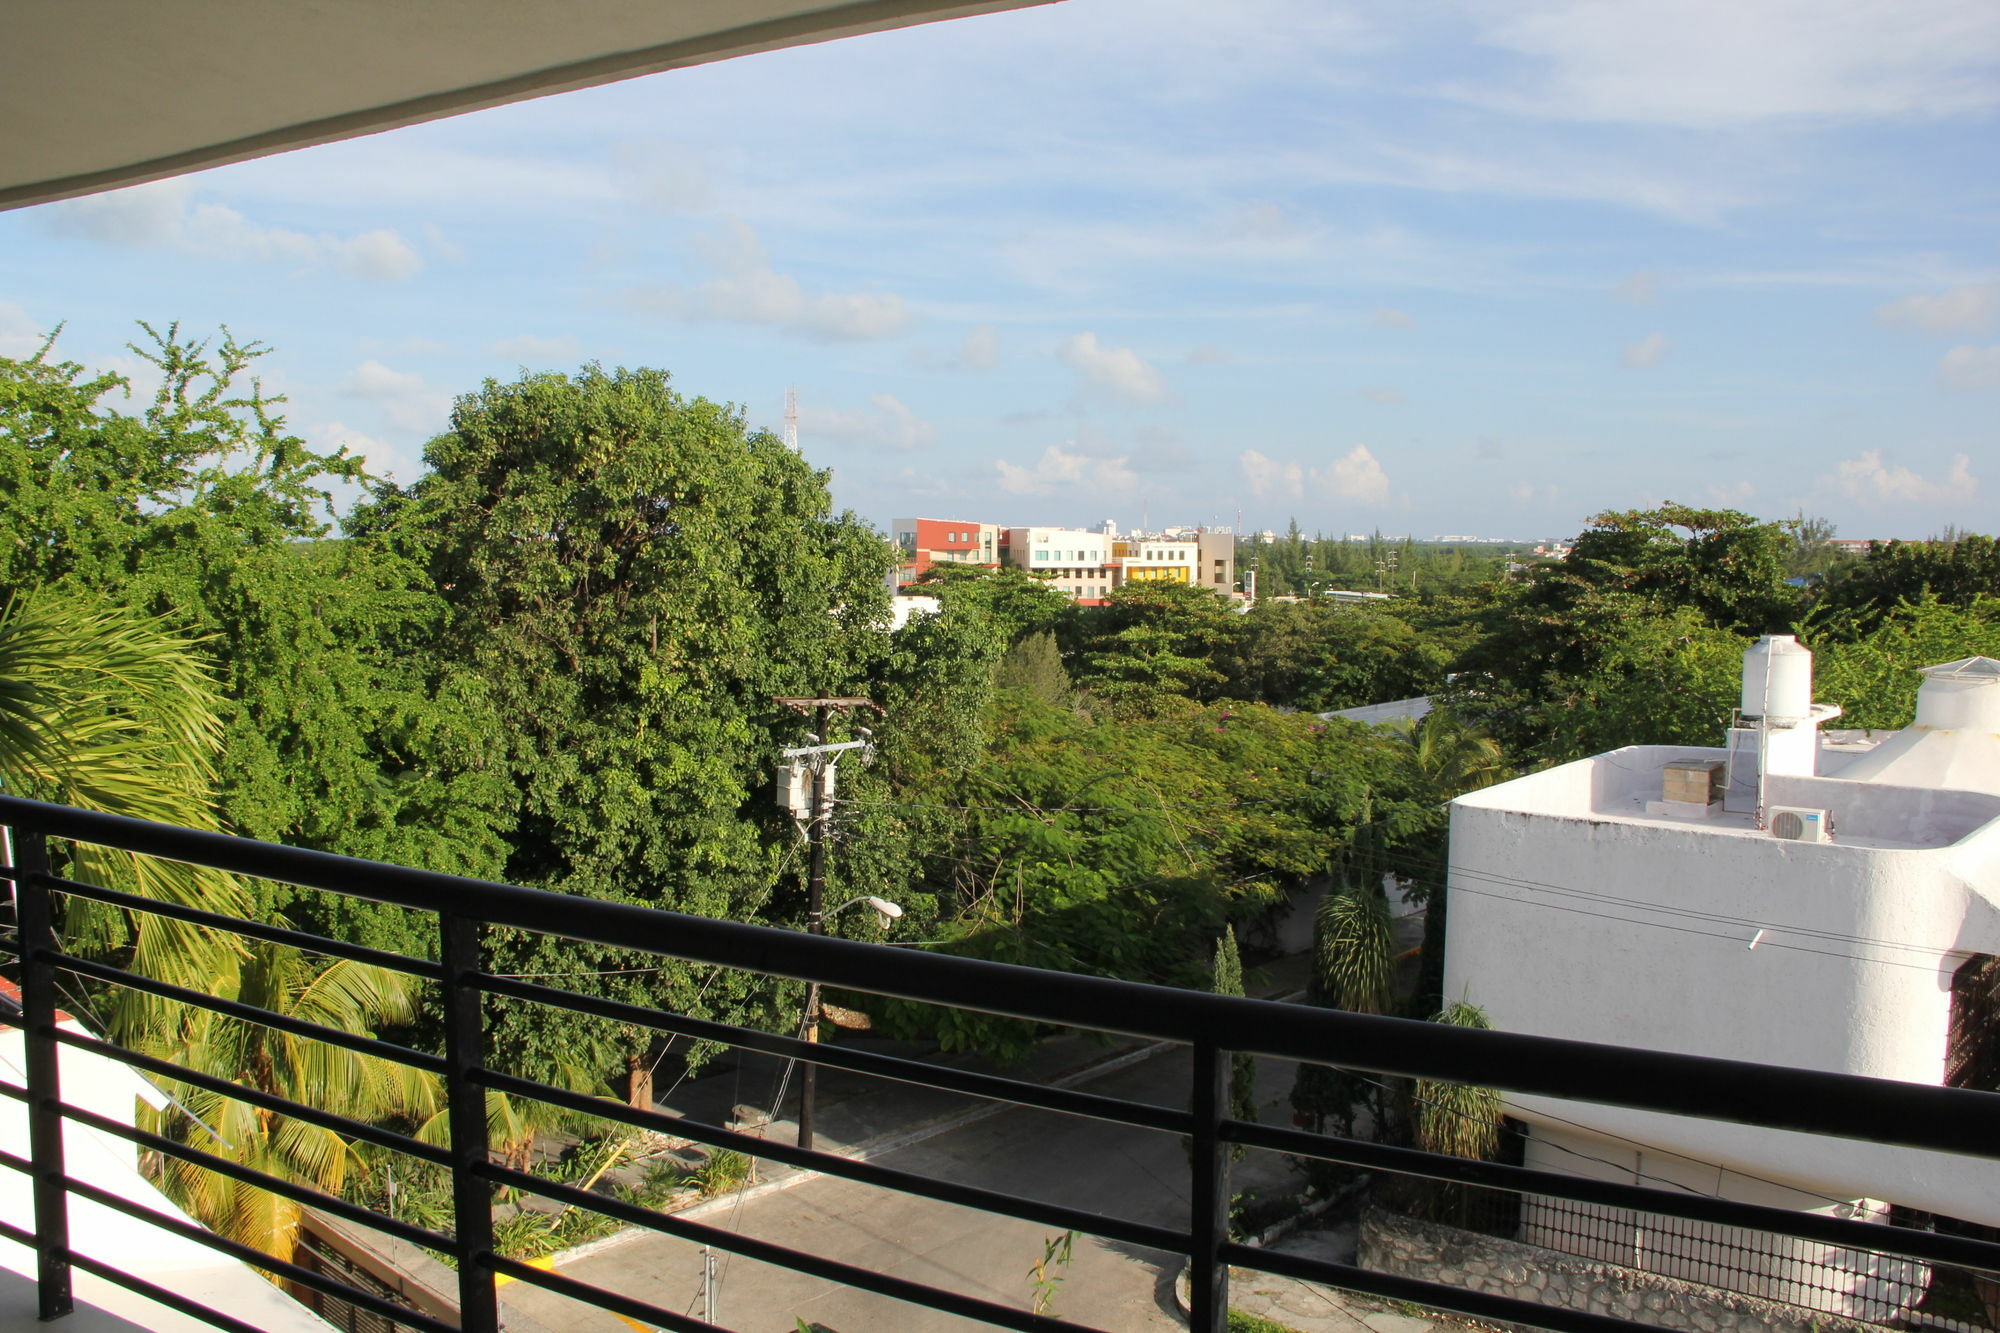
<box><xmin>2</xmin><ymin>792</ymin><xmax>2000</xmax><ymax>1333</ymax></box>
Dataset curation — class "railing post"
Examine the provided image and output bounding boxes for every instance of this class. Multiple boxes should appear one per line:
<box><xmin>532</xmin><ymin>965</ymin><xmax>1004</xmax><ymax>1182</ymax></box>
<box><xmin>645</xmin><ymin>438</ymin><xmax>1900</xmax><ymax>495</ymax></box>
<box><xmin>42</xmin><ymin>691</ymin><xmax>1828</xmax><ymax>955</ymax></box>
<box><xmin>16</xmin><ymin>828</ymin><xmax>74</xmax><ymax>1320</ymax></box>
<box><xmin>440</xmin><ymin>913</ymin><xmax>498</xmax><ymax>1333</ymax></box>
<box><xmin>1188</xmin><ymin>1039</ymin><xmax>1229</xmax><ymax>1333</ymax></box>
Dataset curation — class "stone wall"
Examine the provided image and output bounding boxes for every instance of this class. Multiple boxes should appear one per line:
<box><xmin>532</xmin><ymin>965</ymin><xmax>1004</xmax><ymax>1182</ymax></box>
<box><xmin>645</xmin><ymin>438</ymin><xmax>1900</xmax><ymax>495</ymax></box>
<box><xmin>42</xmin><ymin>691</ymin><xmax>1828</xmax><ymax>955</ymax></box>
<box><xmin>1358</xmin><ymin>1207</ymin><xmax>1878</xmax><ymax>1333</ymax></box>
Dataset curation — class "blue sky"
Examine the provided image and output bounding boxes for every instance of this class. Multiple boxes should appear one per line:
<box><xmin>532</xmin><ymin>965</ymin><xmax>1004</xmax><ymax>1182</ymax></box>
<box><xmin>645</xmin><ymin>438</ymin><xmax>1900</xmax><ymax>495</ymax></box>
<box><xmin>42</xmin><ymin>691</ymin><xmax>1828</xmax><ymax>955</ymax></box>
<box><xmin>3</xmin><ymin>0</ymin><xmax>1997</xmax><ymax>541</ymax></box>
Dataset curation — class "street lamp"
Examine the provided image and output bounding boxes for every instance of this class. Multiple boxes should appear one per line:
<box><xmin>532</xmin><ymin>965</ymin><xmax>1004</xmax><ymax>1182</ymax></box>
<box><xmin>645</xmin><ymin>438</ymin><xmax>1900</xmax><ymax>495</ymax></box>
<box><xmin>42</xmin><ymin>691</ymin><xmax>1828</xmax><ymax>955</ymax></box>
<box><xmin>798</xmin><ymin>894</ymin><xmax>902</xmax><ymax>1151</ymax></box>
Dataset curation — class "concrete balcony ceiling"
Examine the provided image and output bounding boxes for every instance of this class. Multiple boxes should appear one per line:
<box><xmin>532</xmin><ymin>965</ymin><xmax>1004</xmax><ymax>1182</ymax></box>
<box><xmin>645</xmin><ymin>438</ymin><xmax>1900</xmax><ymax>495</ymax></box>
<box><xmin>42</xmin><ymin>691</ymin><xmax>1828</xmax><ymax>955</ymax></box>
<box><xmin>1</xmin><ymin>0</ymin><xmax>1049</xmax><ymax>212</ymax></box>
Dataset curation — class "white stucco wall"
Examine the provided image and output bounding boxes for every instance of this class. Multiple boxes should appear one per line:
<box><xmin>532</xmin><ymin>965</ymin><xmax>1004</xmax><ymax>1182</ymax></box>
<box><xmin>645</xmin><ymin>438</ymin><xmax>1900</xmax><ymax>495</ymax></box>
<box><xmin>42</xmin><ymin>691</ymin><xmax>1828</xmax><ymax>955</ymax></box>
<box><xmin>0</xmin><ymin>1020</ymin><xmax>332</xmax><ymax>1331</ymax></box>
<box><xmin>1443</xmin><ymin>746</ymin><xmax>2000</xmax><ymax>1225</ymax></box>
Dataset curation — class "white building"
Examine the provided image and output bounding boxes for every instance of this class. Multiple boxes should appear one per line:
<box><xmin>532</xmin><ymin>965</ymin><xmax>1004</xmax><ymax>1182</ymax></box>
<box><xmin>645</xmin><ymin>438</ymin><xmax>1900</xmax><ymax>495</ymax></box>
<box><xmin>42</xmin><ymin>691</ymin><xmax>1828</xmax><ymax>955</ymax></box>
<box><xmin>1002</xmin><ymin>526</ymin><xmax>1116</xmax><ymax>603</ymax></box>
<box><xmin>1443</xmin><ymin>645</ymin><xmax>2000</xmax><ymax>1319</ymax></box>
<box><xmin>0</xmin><ymin>981</ymin><xmax>333</xmax><ymax>1331</ymax></box>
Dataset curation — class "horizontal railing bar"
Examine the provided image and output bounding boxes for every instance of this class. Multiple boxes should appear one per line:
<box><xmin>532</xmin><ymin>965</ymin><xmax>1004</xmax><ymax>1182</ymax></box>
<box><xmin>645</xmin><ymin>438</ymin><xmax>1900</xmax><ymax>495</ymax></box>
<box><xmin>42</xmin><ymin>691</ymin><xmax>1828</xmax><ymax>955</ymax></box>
<box><xmin>487</xmin><ymin>1257</ymin><xmax>738</xmax><ymax>1333</ymax></box>
<box><xmin>0</xmin><ymin>1145</ymin><xmax>27</xmax><ymax>1175</ymax></box>
<box><xmin>1228</xmin><ymin>1118</ymin><xmax>2000</xmax><ymax>1274</ymax></box>
<box><xmin>484</xmin><ymin>972</ymin><xmax>1194</xmax><ymax>1135</ymax></box>
<box><xmin>1229</xmin><ymin>1240</ymin><xmax>1681</xmax><ymax>1333</ymax></box>
<box><xmin>0</xmin><ymin>1215</ymin><xmax>28</xmax><ymax>1248</ymax></box>
<box><xmin>50</xmin><ymin>949</ymin><xmax>450</xmax><ymax>1076</ymax></box>
<box><xmin>59</xmin><ymin>1096</ymin><xmax>457</xmax><ymax>1255</ymax></box>
<box><xmin>478</xmin><ymin>1069</ymin><xmax>1188</xmax><ymax>1254</ymax></box>
<box><xmin>488</xmin><ymin>1162</ymin><xmax>1113</xmax><ymax>1333</ymax></box>
<box><xmin>39</xmin><ymin>873</ymin><xmax>444</xmax><ymax>978</ymax></box>
<box><xmin>5</xmin><ymin>794</ymin><xmax>1998</xmax><ymax>1160</ymax></box>
<box><xmin>66</xmin><ymin>1174</ymin><xmax>460</xmax><ymax>1333</ymax></box>
<box><xmin>51</xmin><ymin>1027</ymin><xmax>452</xmax><ymax>1167</ymax></box>
<box><xmin>0</xmin><ymin>1074</ymin><xmax>23</xmax><ymax>1103</ymax></box>
<box><xmin>65</xmin><ymin>1252</ymin><xmax>270</xmax><ymax>1333</ymax></box>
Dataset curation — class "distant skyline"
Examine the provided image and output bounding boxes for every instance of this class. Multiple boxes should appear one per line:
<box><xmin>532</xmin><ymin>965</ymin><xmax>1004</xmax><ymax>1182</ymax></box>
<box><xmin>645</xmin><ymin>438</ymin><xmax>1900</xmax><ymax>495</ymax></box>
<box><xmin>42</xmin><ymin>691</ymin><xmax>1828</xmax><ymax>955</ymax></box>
<box><xmin>3</xmin><ymin>0</ymin><xmax>1996</xmax><ymax>541</ymax></box>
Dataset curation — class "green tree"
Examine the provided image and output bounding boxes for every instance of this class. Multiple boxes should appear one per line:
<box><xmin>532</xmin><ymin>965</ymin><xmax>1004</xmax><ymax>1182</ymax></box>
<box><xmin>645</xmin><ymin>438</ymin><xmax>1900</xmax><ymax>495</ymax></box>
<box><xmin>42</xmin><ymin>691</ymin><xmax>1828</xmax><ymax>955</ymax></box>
<box><xmin>911</xmin><ymin>563</ymin><xmax>1072</xmax><ymax>643</ymax></box>
<box><xmin>1072</xmin><ymin>581</ymin><xmax>1242</xmax><ymax>713</ymax></box>
<box><xmin>1211</xmin><ymin>925</ymin><xmax>1257</xmax><ymax>1156</ymax></box>
<box><xmin>1450</xmin><ymin>505</ymin><xmax>1796</xmax><ymax>758</ymax></box>
<box><xmin>368</xmin><ymin>365</ymin><xmax>896</xmax><ymax>1077</ymax></box>
<box><xmin>1813</xmin><ymin>533</ymin><xmax>2000</xmax><ymax>632</ymax></box>
<box><xmin>0</xmin><ymin>324</ymin><xmax>511</xmax><ymax>935</ymax></box>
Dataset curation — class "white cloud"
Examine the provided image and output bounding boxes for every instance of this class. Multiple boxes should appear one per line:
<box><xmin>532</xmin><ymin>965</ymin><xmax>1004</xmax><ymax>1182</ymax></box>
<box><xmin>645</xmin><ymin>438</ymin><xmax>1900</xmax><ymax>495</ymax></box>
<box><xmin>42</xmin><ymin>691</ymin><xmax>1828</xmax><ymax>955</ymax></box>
<box><xmin>1621</xmin><ymin>332</ymin><xmax>1670</xmax><ymax>369</ymax></box>
<box><xmin>330</xmin><ymin>229</ymin><xmax>424</xmax><ymax>282</ymax></box>
<box><xmin>487</xmin><ymin>334</ymin><xmax>582</xmax><ymax>363</ymax></box>
<box><xmin>1457</xmin><ymin>0</ymin><xmax>2000</xmax><ymax>128</ymax></box>
<box><xmin>1058</xmin><ymin>332</ymin><xmax>1169</xmax><ymax>402</ymax></box>
<box><xmin>798</xmin><ymin>394</ymin><xmax>937</xmax><ymax>452</ymax></box>
<box><xmin>1881</xmin><ymin>285</ymin><xmax>2000</xmax><ymax>335</ymax></box>
<box><xmin>340</xmin><ymin>360</ymin><xmax>454</xmax><ymax>434</ymax></box>
<box><xmin>1318</xmin><ymin>444</ymin><xmax>1392</xmax><ymax>505</ymax></box>
<box><xmin>1706</xmin><ymin>479</ymin><xmax>1757</xmax><ymax>506</ymax></box>
<box><xmin>996</xmin><ymin>444</ymin><xmax>1139</xmax><ymax>497</ymax></box>
<box><xmin>1242</xmin><ymin>449</ymin><xmax>1305</xmax><ymax>500</ymax></box>
<box><xmin>1820</xmin><ymin>451</ymin><xmax>1979</xmax><ymax>505</ymax></box>
<box><xmin>1187</xmin><ymin>344</ymin><xmax>1232</xmax><ymax>365</ymax></box>
<box><xmin>1941</xmin><ymin>345</ymin><xmax>2000</xmax><ymax>390</ymax></box>
<box><xmin>1369</xmin><ymin>307</ymin><xmax>1417</xmax><ymax>329</ymax></box>
<box><xmin>47</xmin><ymin>179</ymin><xmax>426</xmax><ymax>282</ymax></box>
<box><xmin>312</xmin><ymin>420</ymin><xmax>422</xmax><ymax>481</ymax></box>
<box><xmin>1360</xmin><ymin>386</ymin><xmax>1405</xmax><ymax>406</ymax></box>
<box><xmin>1240</xmin><ymin>445</ymin><xmax>1391</xmax><ymax>505</ymax></box>
<box><xmin>1614</xmin><ymin>269</ymin><xmax>1662</xmax><ymax>304</ymax></box>
<box><xmin>622</xmin><ymin>219</ymin><xmax>911</xmax><ymax>341</ymax></box>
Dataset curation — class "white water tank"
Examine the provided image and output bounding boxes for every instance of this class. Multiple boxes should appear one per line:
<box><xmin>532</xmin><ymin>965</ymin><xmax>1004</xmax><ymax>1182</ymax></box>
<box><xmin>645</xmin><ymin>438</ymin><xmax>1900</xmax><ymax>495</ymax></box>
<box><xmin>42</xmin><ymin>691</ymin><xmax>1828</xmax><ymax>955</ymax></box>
<box><xmin>1912</xmin><ymin>657</ymin><xmax>2000</xmax><ymax>732</ymax></box>
<box><xmin>1742</xmin><ymin>635</ymin><xmax>1813</xmax><ymax>723</ymax></box>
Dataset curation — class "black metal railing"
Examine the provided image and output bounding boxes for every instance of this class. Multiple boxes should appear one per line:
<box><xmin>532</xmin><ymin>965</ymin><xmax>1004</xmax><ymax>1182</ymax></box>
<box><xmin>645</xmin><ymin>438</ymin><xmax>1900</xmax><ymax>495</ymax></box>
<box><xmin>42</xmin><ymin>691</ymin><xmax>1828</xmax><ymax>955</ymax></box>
<box><xmin>2</xmin><ymin>791</ymin><xmax>1998</xmax><ymax>1333</ymax></box>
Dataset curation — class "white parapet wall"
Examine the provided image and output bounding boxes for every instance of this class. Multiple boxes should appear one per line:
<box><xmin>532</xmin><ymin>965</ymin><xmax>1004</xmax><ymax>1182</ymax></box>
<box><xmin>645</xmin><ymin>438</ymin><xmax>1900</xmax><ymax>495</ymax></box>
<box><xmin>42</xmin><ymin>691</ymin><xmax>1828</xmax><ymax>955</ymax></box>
<box><xmin>1442</xmin><ymin>745</ymin><xmax>2000</xmax><ymax>1228</ymax></box>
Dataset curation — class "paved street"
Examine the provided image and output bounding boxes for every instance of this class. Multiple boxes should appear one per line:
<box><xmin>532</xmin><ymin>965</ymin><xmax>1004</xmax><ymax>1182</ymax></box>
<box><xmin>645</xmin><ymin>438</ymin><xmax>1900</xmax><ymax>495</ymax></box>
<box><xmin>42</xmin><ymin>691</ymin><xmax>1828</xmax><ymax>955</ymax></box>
<box><xmin>501</xmin><ymin>1034</ymin><xmax>1309</xmax><ymax>1332</ymax></box>
<box><xmin>496</xmin><ymin>950</ymin><xmax>1469</xmax><ymax>1333</ymax></box>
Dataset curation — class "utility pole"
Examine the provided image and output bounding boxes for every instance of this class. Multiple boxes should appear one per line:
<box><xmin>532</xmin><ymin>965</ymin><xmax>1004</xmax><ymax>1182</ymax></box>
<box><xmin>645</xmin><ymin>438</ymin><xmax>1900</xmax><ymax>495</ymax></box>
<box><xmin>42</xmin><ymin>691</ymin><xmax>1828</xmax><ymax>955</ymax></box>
<box><xmin>773</xmin><ymin>695</ymin><xmax>883</xmax><ymax>1152</ymax></box>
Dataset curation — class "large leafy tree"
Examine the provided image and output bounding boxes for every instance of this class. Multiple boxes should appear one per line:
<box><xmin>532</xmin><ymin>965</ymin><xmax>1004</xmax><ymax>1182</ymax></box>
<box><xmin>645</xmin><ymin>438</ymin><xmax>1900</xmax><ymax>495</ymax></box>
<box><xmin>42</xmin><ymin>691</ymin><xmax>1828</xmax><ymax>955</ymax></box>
<box><xmin>1071</xmin><ymin>580</ymin><xmax>1244</xmax><ymax>713</ymax></box>
<box><xmin>0</xmin><ymin>326</ymin><xmax>512</xmax><ymax>929</ymax></box>
<box><xmin>364</xmin><ymin>365</ymin><xmax>896</xmax><ymax>1075</ymax></box>
<box><xmin>1449</xmin><ymin>505</ymin><xmax>1798</xmax><ymax>758</ymax></box>
<box><xmin>1813</xmin><ymin>533</ymin><xmax>2000</xmax><ymax>632</ymax></box>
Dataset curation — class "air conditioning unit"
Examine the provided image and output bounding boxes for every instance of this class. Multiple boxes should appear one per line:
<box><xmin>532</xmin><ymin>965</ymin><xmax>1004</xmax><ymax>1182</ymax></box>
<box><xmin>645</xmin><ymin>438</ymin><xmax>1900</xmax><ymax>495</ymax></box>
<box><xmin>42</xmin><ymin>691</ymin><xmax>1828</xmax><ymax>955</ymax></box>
<box><xmin>1768</xmin><ymin>806</ymin><xmax>1831</xmax><ymax>843</ymax></box>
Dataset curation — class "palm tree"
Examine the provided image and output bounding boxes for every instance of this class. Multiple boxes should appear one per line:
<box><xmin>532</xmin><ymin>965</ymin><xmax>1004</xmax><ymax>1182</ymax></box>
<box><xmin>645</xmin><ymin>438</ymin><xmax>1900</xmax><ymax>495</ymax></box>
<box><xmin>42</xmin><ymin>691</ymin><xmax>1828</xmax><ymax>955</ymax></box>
<box><xmin>1412</xmin><ymin>1000</ymin><xmax>1503</xmax><ymax>1161</ymax></box>
<box><xmin>148</xmin><ymin>939</ymin><xmax>439</xmax><ymax>1260</ymax></box>
<box><xmin>0</xmin><ymin>594</ymin><xmax>437</xmax><ymax>1262</ymax></box>
<box><xmin>0</xmin><ymin>593</ymin><xmax>249</xmax><ymax>1038</ymax></box>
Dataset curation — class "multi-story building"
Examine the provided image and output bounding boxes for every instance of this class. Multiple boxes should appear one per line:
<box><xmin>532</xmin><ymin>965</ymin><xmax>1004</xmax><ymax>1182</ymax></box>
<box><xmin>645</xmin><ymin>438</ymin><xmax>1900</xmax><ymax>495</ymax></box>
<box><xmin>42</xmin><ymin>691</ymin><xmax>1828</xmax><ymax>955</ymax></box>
<box><xmin>893</xmin><ymin>515</ymin><xmax>1238</xmax><ymax>605</ymax></box>
<box><xmin>1115</xmin><ymin>534</ymin><xmax>1200</xmax><ymax>584</ymax></box>
<box><xmin>1000</xmin><ymin>526</ymin><xmax>1116</xmax><ymax>604</ymax></box>
<box><xmin>889</xmin><ymin>517</ymin><xmax>1002</xmax><ymax>588</ymax></box>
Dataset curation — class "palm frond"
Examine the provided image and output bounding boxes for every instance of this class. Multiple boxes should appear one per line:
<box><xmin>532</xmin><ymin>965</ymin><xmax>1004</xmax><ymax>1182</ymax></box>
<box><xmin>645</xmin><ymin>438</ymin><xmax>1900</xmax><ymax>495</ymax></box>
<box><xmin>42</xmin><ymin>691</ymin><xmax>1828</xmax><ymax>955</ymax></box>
<box><xmin>1314</xmin><ymin>885</ymin><xmax>1396</xmax><ymax>1014</ymax></box>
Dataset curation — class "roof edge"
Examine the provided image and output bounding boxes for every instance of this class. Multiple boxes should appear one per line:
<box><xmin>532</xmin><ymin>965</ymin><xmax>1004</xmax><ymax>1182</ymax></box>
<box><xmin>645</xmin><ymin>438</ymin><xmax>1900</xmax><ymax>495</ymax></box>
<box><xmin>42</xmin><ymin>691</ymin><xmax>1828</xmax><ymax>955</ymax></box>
<box><xmin>0</xmin><ymin>0</ymin><xmax>1053</xmax><ymax>213</ymax></box>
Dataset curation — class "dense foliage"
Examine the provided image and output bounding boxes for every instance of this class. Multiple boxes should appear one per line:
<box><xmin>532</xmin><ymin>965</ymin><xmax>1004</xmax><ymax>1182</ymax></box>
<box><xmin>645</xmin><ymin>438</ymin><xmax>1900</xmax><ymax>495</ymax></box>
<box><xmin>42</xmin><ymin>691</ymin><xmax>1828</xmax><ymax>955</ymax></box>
<box><xmin>6</xmin><ymin>321</ymin><xmax>1996</xmax><ymax>1110</ymax></box>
